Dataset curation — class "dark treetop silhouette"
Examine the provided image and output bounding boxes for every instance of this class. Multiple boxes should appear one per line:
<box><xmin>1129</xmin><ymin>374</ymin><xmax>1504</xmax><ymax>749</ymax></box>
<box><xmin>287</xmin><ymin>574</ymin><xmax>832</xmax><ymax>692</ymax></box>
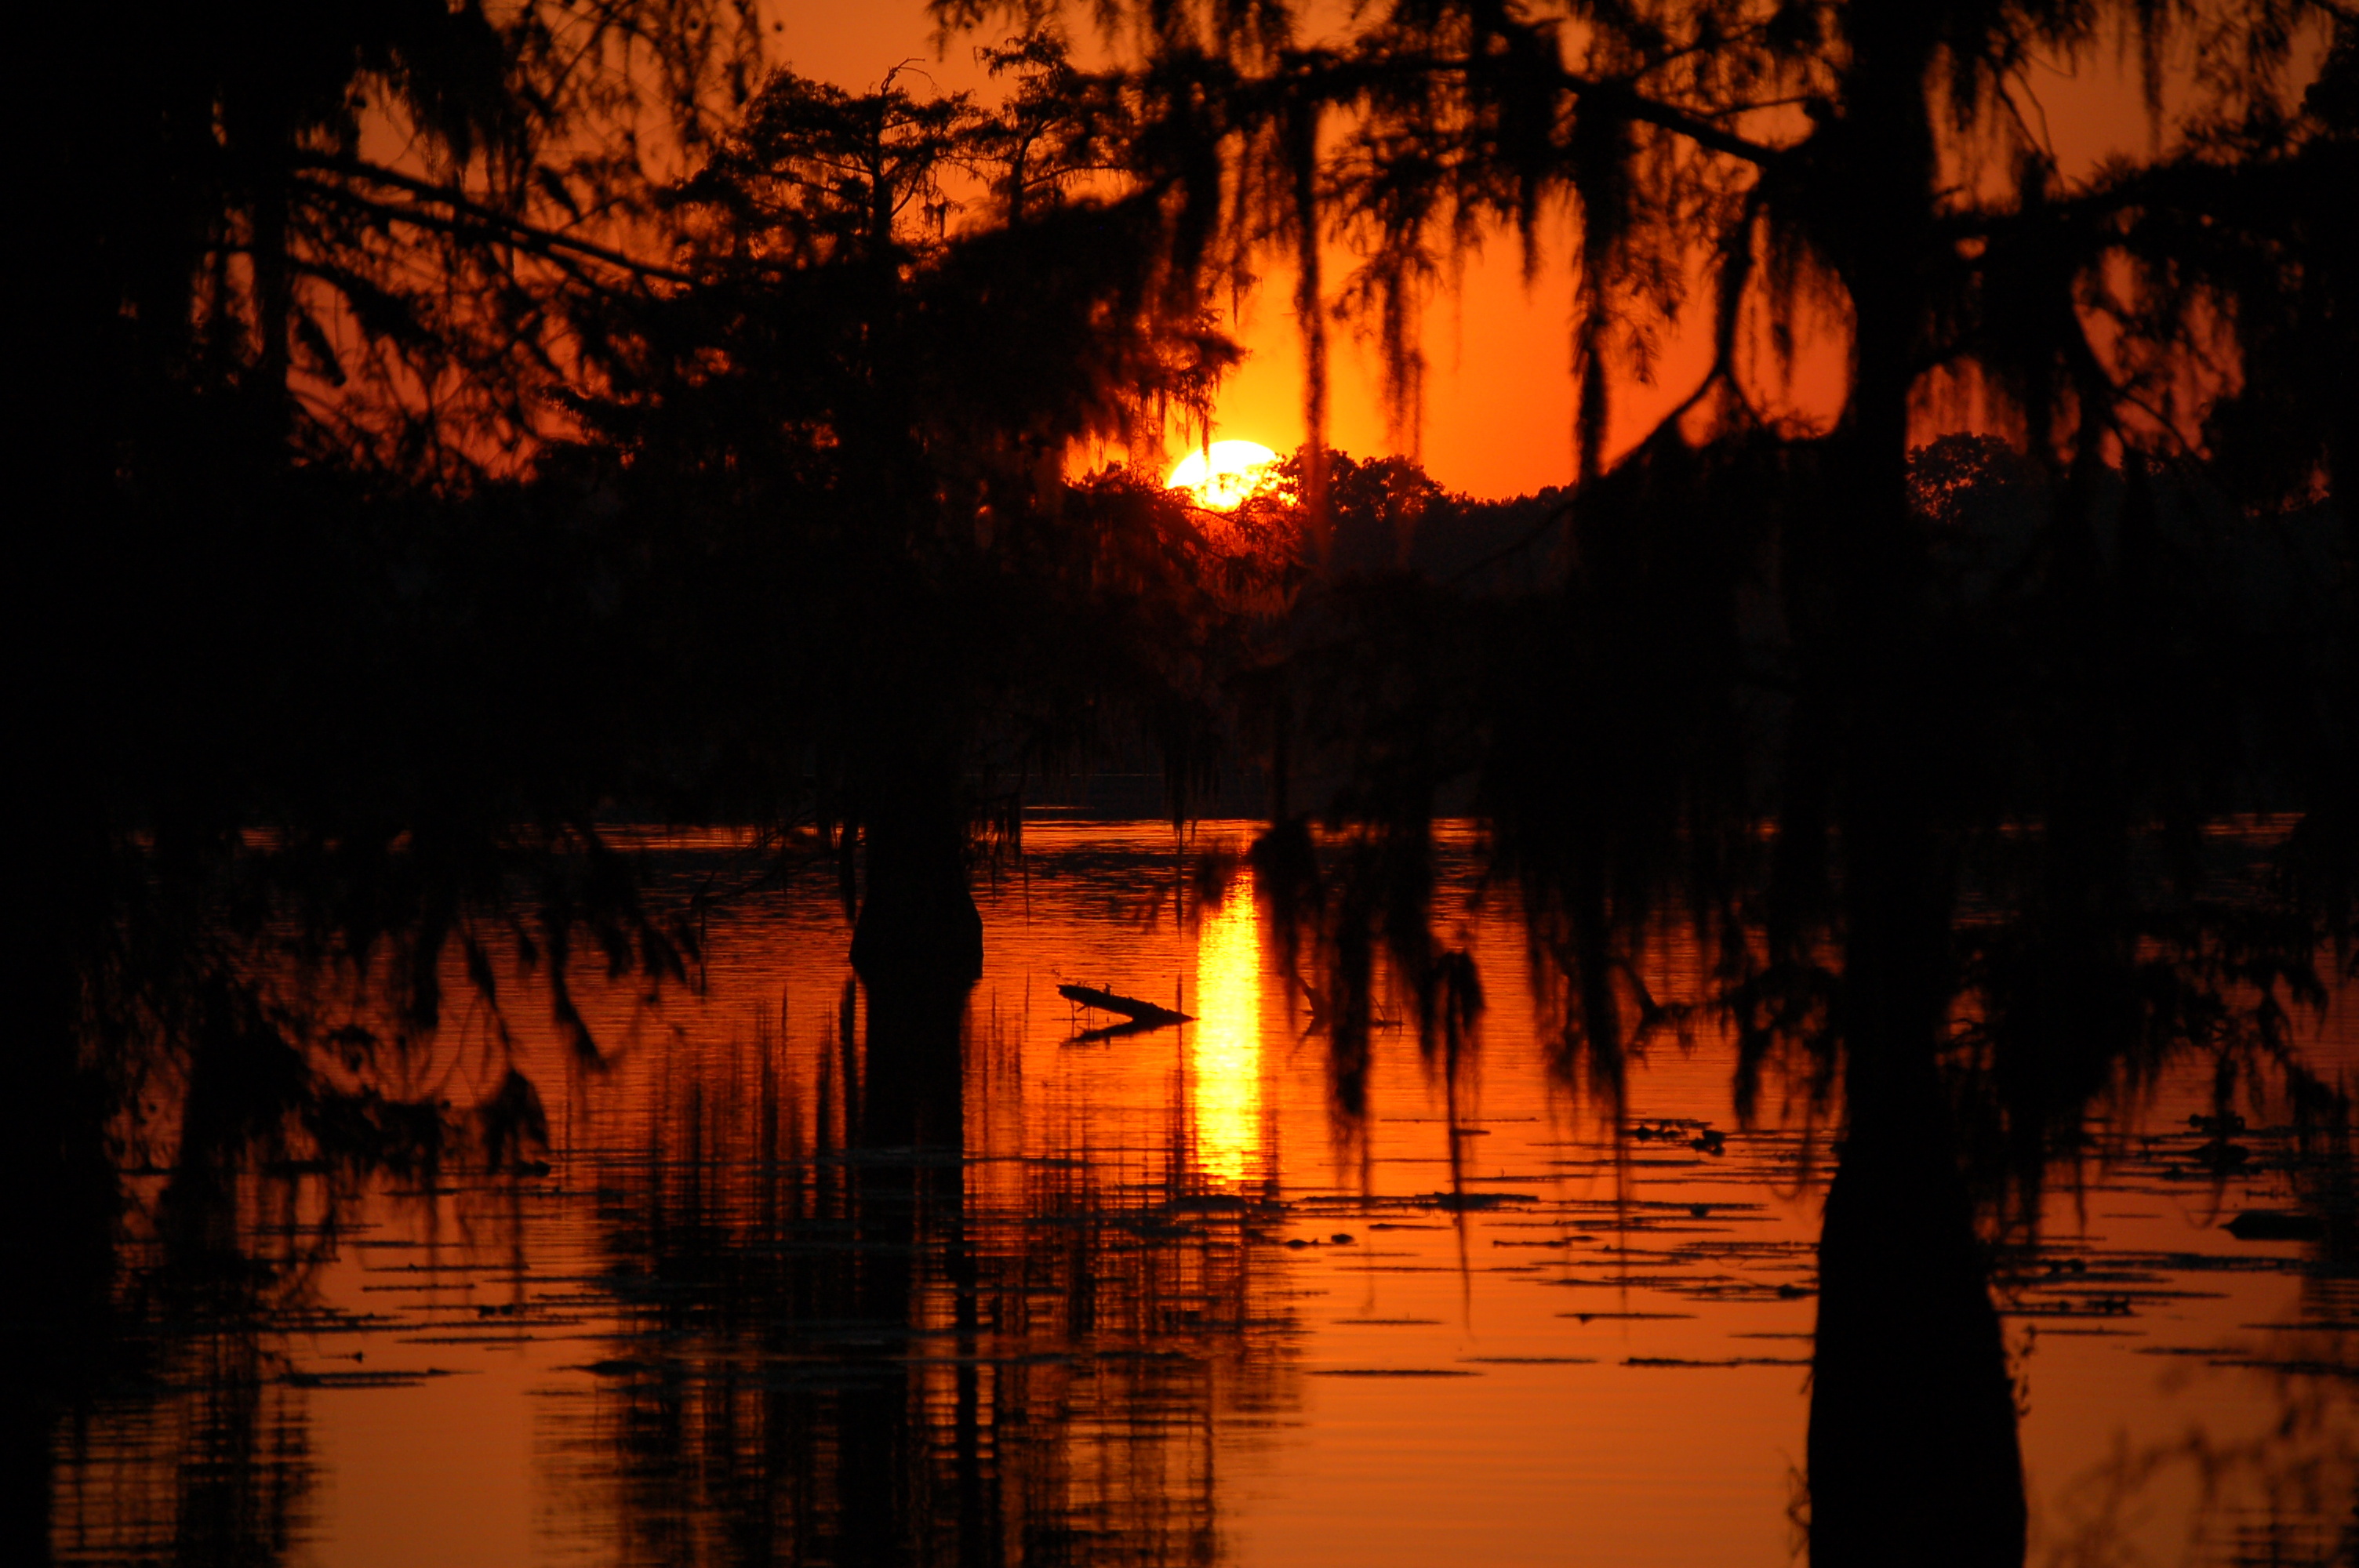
<box><xmin>9</xmin><ymin>1</ymin><xmax>2359</xmax><ymax>1564</ymax></box>
<box><xmin>12</xmin><ymin>2</ymin><xmax>763</xmax><ymax>1552</ymax></box>
<box><xmin>992</xmin><ymin>2</ymin><xmax>2354</xmax><ymax>1561</ymax></box>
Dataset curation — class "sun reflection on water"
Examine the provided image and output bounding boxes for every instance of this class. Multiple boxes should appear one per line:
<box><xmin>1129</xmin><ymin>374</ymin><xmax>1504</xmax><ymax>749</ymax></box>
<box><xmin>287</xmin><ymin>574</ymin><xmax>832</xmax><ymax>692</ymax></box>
<box><xmin>1189</xmin><ymin>891</ymin><xmax>1265</xmax><ymax>1183</ymax></box>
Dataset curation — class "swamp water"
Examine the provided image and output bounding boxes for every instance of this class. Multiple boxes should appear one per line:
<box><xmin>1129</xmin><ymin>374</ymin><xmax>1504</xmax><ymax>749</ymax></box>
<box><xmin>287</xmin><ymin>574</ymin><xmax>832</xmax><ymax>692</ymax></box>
<box><xmin>50</xmin><ymin>822</ymin><xmax>2359</xmax><ymax>1566</ymax></box>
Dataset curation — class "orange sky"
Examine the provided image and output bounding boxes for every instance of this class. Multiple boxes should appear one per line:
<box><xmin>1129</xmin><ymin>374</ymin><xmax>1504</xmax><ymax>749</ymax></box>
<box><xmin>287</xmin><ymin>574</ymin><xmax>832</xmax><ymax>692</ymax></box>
<box><xmin>780</xmin><ymin>3</ymin><xmax>2306</xmax><ymax>498</ymax></box>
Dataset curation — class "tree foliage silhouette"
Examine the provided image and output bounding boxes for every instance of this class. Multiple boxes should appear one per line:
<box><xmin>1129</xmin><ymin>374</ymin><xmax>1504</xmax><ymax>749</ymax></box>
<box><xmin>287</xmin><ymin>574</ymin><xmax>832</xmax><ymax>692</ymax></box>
<box><xmin>566</xmin><ymin>42</ymin><xmax>1277</xmax><ymax>982</ymax></box>
<box><xmin>920</xmin><ymin>5</ymin><xmax>2357</xmax><ymax>1560</ymax></box>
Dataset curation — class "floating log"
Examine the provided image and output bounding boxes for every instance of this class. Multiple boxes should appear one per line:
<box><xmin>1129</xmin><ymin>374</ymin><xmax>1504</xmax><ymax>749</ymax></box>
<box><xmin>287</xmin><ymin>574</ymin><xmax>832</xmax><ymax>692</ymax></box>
<box><xmin>1058</xmin><ymin>983</ymin><xmax>1193</xmax><ymax>1027</ymax></box>
<box><xmin>2224</xmin><ymin>1210</ymin><xmax>2324</xmax><ymax>1241</ymax></box>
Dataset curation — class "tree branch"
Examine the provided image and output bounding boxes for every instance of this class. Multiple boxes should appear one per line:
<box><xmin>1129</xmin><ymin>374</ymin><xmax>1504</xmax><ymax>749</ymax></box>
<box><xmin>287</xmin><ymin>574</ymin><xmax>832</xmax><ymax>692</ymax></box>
<box><xmin>294</xmin><ymin>154</ymin><xmax>690</xmax><ymax>284</ymax></box>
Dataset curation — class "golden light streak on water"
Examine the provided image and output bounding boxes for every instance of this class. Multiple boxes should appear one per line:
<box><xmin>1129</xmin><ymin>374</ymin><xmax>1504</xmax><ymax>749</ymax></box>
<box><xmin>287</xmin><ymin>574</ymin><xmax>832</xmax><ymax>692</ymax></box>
<box><xmin>1188</xmin><ymin>892</ymin><xmax>1264</xmax><ymax>1183</ymax></box>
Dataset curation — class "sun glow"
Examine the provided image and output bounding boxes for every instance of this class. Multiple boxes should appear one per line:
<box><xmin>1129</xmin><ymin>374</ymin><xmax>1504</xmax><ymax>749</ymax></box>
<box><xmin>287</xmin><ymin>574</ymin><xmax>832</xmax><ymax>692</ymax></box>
<box><xmin>1165</xmin><ymin>440</ymin><xmax>1281</xmax><ymax>510</ymax></box>
<box><xmin>1188</xmin><ymin>893</ymin><xmax>1266</xmax><ymax>1185</ymax></box>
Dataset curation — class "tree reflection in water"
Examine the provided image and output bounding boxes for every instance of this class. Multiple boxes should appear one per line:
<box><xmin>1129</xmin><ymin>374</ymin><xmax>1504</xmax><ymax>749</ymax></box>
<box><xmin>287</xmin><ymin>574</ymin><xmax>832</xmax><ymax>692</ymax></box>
<box><xmin>40</xmin><ymin>955</ymin><xmax>1300</xmax><ymax>1568</ymax></box>
<box><xmin>535</xmin><ymin>976</ymin><xmax>1295</xmax><ymax>1568</ymax></box>
<box><xmin>25</xmin><ymin>829</ymin><xmax>2359</xmax><ymax>1567</ymax></box>
<box><xmin>49</xmin><ymin>1346</ymin><xmax>316</xmax><ymax>1566</ymax></box>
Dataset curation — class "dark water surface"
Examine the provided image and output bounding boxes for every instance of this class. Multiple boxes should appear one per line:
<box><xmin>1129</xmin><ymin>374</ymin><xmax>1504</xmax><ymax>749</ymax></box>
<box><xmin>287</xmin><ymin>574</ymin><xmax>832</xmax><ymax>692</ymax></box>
<box><xmin>50</xmin><ymin>823</ymin><xmax>2359</xmax><ymax>1566</ymax></box>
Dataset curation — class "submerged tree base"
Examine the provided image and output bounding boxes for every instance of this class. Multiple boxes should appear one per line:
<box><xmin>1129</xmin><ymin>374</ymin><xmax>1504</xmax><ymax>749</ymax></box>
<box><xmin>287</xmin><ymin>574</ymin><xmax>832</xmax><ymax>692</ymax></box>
<box><xmin>1807</xmin><ymin>1065</ymin><xmax>2027</xmax><ymax>1567</ymax></box>
<box><xmin>849</xmin><ymin>803</ymin><xmax>986</xmax><ymax>987</ymax></box>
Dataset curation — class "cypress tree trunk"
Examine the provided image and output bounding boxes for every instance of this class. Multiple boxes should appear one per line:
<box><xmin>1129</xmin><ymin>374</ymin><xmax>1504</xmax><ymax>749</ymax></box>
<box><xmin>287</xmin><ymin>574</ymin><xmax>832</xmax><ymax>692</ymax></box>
<box><xmin>1805</xmin><ymin>6</ymin><xmax>2026</xmax><ymax>1562</ymax></box>
<box><xmin>0</xmin><ymin>800</ymin><xmax>120</xmax><ymax>1567</ymax></box>
<box><xmin>849</xmin><ymin>764</ymin><xmax>983</xmax><ymax>986</ymax></box>
<box><xmin>12</xmin><ymin>165</ymin><xmax>125</xmax><ymax>1544</ymax></box>
<box><xmin>1808</xmin><ymin>1044</ymin><xmax>2026</xmax><ymax>1566</ymax></box>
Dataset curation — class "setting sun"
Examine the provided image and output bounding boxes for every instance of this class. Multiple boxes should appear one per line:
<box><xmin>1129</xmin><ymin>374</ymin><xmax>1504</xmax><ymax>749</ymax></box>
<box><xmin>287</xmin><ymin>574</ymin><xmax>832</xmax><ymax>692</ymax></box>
<box><xmin>1165</xmin><ymin>440</ymin><xmax>1281</xmax><ymax>509</ymax></box>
